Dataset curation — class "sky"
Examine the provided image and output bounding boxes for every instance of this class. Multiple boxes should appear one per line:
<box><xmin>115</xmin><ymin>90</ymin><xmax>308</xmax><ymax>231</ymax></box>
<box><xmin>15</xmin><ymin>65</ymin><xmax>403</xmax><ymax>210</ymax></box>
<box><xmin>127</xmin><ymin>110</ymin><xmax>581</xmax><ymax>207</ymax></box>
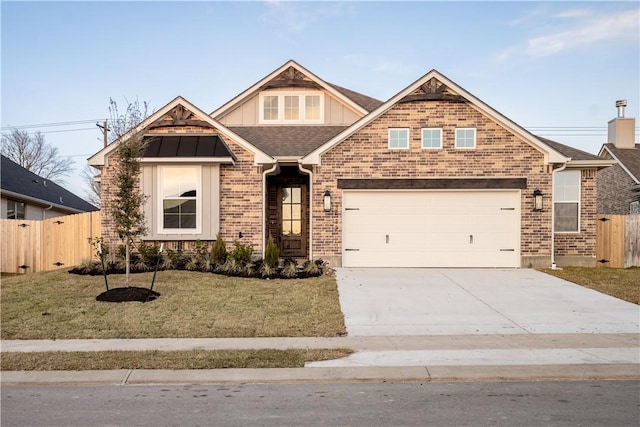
<box><xmin>1</xmin><ymin>0</ymin><xmax>639</xmax><ymax>202</ymax></box>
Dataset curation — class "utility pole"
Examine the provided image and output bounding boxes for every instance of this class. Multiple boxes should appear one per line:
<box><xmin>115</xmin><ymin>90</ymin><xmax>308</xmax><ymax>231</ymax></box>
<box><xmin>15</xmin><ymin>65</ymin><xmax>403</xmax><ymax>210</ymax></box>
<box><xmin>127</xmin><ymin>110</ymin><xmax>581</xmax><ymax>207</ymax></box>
<box><xmin>96</xmin><ymin>120</ymin><xmax>109</xmax><ymax>148</ymax></box>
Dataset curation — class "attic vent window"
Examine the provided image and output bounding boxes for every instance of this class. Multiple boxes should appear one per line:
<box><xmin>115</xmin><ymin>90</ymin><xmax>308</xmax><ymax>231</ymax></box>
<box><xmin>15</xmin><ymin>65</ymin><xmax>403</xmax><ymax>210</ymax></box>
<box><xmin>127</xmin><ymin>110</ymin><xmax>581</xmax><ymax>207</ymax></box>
<box><xmin>259</xmin><ymin>91</ymin><xmax>324</xmax><ymax>124</ymax></box>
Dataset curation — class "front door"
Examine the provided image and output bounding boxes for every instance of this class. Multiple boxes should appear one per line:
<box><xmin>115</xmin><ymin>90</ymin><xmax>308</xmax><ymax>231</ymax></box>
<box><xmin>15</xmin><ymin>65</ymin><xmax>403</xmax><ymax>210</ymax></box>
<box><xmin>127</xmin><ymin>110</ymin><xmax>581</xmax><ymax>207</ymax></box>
<box><xmin>279</xmin><ymin>185</ymin><xmax>306</xmax><ymax>257</ymax></box>
<box><xmin>266</xmin><ymin>167</ymin><xmax>309</xmax><ymax>258</ymax></box>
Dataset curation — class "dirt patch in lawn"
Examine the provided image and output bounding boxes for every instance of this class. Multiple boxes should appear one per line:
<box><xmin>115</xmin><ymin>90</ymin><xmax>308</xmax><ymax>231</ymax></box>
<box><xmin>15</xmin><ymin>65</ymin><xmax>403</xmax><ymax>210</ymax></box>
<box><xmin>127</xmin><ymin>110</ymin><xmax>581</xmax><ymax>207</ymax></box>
<box><xmin>96</xmin><ymin>287</ymin><xmax>160</xmax><ymax>303</ymax></box>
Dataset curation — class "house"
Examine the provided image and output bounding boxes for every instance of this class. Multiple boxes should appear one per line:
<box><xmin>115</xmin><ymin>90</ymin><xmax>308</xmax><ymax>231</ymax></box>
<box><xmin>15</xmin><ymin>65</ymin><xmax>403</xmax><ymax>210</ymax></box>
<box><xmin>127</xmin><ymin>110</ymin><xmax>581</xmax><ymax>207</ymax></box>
<box><xmin>88</xmin><ymin>60</ymin><xmax>614</xmax><ymax>268</ymax></box>
<box><xmin>598</xmin><ymin>101</ymin><xmax>639</xmax><ymax>215</ymax></box>
<box><xmin>1</xmin><ymin>154</ymin><xmax>98</xmax><ymax>219</ymax></box>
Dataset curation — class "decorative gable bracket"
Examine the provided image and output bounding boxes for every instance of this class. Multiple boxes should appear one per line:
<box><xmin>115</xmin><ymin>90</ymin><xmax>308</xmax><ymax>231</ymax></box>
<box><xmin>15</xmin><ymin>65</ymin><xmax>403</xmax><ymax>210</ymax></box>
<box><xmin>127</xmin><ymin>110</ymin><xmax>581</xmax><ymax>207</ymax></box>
<box><xmin>400</xmin><ymin>77</ymin><xmax>466</xmax><ymax>103</ymax></box>
<box><xmin>260</xmin><ymin>66</ymin><xmax>321</xmax><ymax>90</ymax></box>
<box><xmin>148</xmin><ymin>105</ymin><xmax>215</xmax><ymax>130</ymax></box>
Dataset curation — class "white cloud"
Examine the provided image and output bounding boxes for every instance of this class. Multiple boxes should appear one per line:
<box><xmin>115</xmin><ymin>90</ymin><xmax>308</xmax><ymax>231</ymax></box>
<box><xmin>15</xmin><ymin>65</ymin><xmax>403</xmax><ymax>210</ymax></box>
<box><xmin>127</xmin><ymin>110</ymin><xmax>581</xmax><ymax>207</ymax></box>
<box><xmin>526</xmin><ymin>8</ymin><xmax>639</xmax><ymax>57</ymax></box>
<box><xmin>260</xmin><ymin>1</ymin><xmax>350</xmax><ymax>35</ymax></box>
<box><xmin>497</xmin><ymin>8</ymin><xmax>639</xmax><ymax>61</ymax></box>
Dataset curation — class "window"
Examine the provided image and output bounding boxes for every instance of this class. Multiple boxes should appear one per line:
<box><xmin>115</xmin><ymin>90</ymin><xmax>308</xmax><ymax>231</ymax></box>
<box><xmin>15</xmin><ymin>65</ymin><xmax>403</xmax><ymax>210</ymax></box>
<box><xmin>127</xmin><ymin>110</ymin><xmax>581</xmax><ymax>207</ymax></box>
<box><xmin>6</xmin><ymin>199</ymin><xmax>25</xmax><ymax>219</ymax></box>
<box><xmin>159</xmin><ymin>166</ymin><xmax>200</xmax><ymax>233</ymax></box>
<box><xmin>421</xmin><ymin>128</ymin><xmax>442</xmax><ymax>149</ymax></box>
<box><xmin>282</xmin><ymin>187</ymin><xmax>302</xmax><ymax>236</ymax></box>
<box><xmin>630</xmin><ymin>201</ymin><xmax>639</xmax><ymax>215</ymax></box>
<box><xmin>260</xmin><ymin>92</ymin><xmax>324</xmax><ymax>123</ymax></box>
<box><xmin>554</xmin><ymin>170</ymin><xmax>580</xmax><ymax>232</ymax></box>
<box><xmin>305</xmin><ymin>95</ymin><xmax>320</xmax><ymax>120</ymax></box>
<box><xmin>455</xmin><ymin>128</ymin><xmax>476</xmax><ymax>149</ymax></box>
<box><xmin>389</xmin><ymin>128</ymin><xmax>409</xmax><ymax>149</ymax></box>
<box><xmin>284</xmin><ymin>95</ymin><xmax>299</xmax><ymax>120</ymax></box>
<box><xmin>263</xmin><ymin>95</ymin><xmax>278</xmax><ymax>121</ymax></box>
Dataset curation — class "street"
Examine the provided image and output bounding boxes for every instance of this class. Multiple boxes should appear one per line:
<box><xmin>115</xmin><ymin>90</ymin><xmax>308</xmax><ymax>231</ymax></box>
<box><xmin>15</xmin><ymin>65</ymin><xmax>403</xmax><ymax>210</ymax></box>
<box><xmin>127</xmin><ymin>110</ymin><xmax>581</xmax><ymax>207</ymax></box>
<box><xmin>2</xmin><ymin>380</ymin><xmax>638</xmax><ymax>426</ymax></box>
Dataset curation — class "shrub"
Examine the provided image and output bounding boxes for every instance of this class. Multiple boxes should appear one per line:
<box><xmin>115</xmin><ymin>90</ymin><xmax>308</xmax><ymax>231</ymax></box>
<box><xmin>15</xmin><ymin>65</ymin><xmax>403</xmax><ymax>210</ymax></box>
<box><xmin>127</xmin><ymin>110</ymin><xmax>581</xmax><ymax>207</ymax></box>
<box><xmin>194</xmin><ymin>240</ymin><xmax>210</xmax><ymax>265</ymax></box>
<box><xmin>302</xmin><ymin>260</ymin><xmax>320</xmax><ymax>276</ymax></box>
<box><xmin>211</xmin><ymin>233</ymin><xmax>227</xmax><ymax>265</ymax></box>
<box><xmin>264</xmin><ymin>236</ymin><xmax>280</xmax><ymax>269</ymax></box>
<box><xmin>281</xmin><ymin>259</ymin><xmax>298</xmax><ymax>278</ymax></box>
<box><xmin>229</xmin><ymin>241</ymin><xmax>253</xmax><ymax>266</ymax></box>
<box><xmin>138</xmin><ymin>242</ymin><xmax>161</xmax><ymax>268</ymax></box>
<box><xmin>164</xmin><ymin>248</ymin><xmax>185</xmax><ymax>270</ymax></box>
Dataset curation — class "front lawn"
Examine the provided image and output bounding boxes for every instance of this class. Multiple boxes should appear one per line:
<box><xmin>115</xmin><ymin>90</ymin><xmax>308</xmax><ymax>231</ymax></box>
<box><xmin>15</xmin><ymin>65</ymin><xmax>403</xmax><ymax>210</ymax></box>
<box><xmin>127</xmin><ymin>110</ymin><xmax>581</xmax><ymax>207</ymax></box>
<box><xmin>542</xmin><ymin>267</ymin><xmax>640</xmax><ymax>304</ymax></box>
<box><xmin>1</xmin><ymin>269</ymin><xmax>346</xmax><ymax>339</ymax></box>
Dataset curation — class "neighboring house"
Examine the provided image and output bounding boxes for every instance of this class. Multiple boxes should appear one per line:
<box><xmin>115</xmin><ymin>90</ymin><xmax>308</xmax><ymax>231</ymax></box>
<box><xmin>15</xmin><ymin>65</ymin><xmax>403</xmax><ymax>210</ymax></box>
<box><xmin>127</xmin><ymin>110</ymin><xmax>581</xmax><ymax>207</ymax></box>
<box><xmin>597</xmin><ymin>103</ymin><xmax>639</xmax><ymax>214</ymax></box>
<box><xmin>89</xmin><ymin>60</ymin><xmax>613</xmax><ymax>268</ymax></box>
<box><xmin>1</xmin><ymin>155</ymin><xmax>98</xmax><ymax>219</ymax></box>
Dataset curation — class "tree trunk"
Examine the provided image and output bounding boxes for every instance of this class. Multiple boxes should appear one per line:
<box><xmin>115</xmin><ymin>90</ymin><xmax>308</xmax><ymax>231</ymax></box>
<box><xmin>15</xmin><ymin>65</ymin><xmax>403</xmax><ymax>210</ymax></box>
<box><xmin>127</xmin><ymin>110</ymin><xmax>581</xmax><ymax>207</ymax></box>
<box><xmin>125</xmin><ymin>240</ymin><xmax>131</xmax><ymax>285</ymax></box>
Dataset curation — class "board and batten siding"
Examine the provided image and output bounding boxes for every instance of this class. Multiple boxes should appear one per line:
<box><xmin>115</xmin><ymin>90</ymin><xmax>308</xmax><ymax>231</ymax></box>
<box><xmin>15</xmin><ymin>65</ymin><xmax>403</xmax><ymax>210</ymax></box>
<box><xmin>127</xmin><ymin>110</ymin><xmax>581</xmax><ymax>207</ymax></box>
<box><xmin>141</xmin><ymin>164</ymin><xmax>221</xmax><ymax>241</ymax></box>
<box><xmin>216</xmin><ymin>90</ymin><xmax>361</xmax><ymax>126</ymax></box>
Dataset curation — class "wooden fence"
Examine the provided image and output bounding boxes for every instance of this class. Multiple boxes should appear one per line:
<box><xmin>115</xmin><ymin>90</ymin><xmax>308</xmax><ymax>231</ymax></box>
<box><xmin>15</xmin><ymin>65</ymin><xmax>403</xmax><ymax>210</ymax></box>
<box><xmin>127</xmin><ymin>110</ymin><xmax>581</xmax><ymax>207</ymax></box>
<box><xmin>596</xmin><ymin>214</ymin><xmax>640</xmax><ymax>268</ymax></box>
<box><xmin>1</xmin><ymin>211</ymin><xmax>101</xmax><ymax>274</ymax></box>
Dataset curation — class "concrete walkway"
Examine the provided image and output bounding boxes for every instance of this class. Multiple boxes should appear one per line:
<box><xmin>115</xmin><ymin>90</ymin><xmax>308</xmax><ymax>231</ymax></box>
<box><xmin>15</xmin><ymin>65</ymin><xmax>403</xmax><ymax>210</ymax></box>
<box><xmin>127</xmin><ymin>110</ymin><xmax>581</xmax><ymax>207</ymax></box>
<box><xmin>2</xmin><ymin>269</ymin><xmax>639</xmax><ymax>384</ymax></box>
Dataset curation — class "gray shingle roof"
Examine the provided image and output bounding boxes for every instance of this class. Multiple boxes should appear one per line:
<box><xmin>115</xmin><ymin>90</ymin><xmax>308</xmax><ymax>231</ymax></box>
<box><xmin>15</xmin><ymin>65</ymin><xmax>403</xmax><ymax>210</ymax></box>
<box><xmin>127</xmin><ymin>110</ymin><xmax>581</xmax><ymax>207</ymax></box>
<box><xmin>1</xmin><ymin>155</ymin><xmax>98</xmax><ymax>212</ymax></box>
<box><xmin>602</xmin><ymin>143</ymin><xmax>640</xmax><ymax>182</ymax></box>
<box><xmin>327</xmin><ymin>83</ymin><xmax>384</xmax><ymax>112</ymax></box>
<box><xmin>229</xmin><ymin>126</ymin><xmax>349</xmax><ymax>157</ymax></box>
<box><xmin>536</xmin><ymin>136</ymin><xmax>602</xmax><ymax>161</ymax></box>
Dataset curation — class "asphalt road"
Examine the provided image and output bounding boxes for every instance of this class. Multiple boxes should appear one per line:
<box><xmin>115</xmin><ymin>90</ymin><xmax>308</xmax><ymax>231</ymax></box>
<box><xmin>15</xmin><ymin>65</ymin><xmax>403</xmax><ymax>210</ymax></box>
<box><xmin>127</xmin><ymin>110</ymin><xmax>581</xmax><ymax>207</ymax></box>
<box><xmin>2</xmin><ymin>380</ymin><xmax>638</xmax><ymax>426</ymax></box>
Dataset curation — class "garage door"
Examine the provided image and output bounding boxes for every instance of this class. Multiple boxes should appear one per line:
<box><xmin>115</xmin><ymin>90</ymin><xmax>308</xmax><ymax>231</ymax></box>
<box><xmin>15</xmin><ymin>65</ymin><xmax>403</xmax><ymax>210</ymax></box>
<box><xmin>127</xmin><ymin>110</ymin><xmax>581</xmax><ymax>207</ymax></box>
<box><xmin>342</xmin><ymin>191</ymin><xmax>520</xmax><ymax>268</ymax></box>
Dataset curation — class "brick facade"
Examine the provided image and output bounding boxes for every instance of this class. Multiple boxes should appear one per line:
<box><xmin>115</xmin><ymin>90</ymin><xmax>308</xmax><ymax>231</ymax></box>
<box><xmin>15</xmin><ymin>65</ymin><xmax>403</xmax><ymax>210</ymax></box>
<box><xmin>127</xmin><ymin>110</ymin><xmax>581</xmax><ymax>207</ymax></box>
<box><xmin>310</xmin><ymin>100</ymin><xmax>596</xmax><ymax>267</ymax></box>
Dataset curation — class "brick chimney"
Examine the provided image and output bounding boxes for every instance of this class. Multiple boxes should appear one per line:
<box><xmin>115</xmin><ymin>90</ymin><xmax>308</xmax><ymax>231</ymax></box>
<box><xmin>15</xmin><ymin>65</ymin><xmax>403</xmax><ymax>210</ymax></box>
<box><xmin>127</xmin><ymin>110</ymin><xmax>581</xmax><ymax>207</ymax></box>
<box><xmin>608</xmin><ymin>99</ymin><xmax>636</xmax><ymax>149</ymax></box>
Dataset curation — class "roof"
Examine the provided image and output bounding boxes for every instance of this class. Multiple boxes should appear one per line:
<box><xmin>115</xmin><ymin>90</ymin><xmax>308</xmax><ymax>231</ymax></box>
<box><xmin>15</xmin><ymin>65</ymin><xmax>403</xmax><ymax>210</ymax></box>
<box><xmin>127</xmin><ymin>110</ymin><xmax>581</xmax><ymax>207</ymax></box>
<box><xmin>228</xmin><ymin>126</ymin><xmax>348</xmax><ymax>157</ymax></box>
<box><xmin>142</xmin><ymin>135</ymin><xmax>235</xmax><ymax>160</ymax></box>
<box><xmin>600</xmin><ymin>143</ymin><xmax>640</xmax><ymax>183</ymax></box>
<box><xmin>1</xmin><ymin>155</ymin><xmax>98</xmax><ymax>213</ymax></box>
<box><xmin>327</xmin><ymin>83</ymin><xmax>383</xmax><ymax>112</ymax></box>
<box><xmin>536</xmin><ymin>137</ymin><xmax>603</xmax><ymax>161</ymax></box>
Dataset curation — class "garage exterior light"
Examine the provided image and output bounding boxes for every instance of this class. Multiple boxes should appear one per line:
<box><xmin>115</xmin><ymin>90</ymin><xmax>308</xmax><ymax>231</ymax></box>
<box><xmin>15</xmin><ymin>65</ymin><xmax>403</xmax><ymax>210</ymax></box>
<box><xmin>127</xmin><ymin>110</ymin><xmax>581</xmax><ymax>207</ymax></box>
<box><xmin>533</xmin><ymin>189</ymin><xmax>543</xmax><ymax>211</ymax></box>
<box><xmin>323</xmin><ymin>190</ymin><xmax>332</xmax><ymax>212</ymax></box>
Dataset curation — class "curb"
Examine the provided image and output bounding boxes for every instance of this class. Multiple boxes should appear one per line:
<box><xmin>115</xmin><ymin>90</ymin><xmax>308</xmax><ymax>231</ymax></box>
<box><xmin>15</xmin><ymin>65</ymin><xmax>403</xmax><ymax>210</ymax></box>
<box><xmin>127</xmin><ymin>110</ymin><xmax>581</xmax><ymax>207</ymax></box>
<box><xmin>2</xmin><ymin>364</ymin><xmax>638</xmax><ymax>386</ymax></box>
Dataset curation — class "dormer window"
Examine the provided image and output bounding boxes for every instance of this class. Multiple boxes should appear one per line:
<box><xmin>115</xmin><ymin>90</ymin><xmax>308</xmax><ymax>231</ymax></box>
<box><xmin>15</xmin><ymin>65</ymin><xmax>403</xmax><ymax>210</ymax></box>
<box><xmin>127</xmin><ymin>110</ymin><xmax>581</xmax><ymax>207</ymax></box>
<box><xmin>259</xmin><ymin>91</ymin><xmax>324</xmax><ymax>124</ymax></box>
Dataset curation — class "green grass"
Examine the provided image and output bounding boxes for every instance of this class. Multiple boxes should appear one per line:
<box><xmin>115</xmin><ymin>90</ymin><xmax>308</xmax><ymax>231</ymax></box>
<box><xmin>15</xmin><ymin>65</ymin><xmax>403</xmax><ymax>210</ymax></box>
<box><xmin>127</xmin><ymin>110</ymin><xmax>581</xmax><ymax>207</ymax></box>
<box><xmin>1</xmin><ymin>269</ymin><xmax>346</xmax><ymax>339</ymax></box>
<box><xmin>542</xmin><ymin>267</ymin><xmax>640</xmax><ymax>304</ymax></box>
<box><xmin>0</xmin><ymin>349</ymin><xmax>353</xmax><ymax>371</ymax></box>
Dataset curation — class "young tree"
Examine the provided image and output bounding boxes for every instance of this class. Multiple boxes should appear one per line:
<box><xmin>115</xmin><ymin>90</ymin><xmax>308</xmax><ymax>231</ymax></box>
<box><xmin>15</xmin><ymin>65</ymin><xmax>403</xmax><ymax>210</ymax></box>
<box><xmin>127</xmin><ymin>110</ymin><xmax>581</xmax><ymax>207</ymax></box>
<box><xmin>1</xmin><ymin>128</ymin><xmax>73</xmax><ymax>182</ymax></box>
<box><xmin>108</xmin><ymin>98</ymin><xmax>151</xmax><ymax>285</ymax></box>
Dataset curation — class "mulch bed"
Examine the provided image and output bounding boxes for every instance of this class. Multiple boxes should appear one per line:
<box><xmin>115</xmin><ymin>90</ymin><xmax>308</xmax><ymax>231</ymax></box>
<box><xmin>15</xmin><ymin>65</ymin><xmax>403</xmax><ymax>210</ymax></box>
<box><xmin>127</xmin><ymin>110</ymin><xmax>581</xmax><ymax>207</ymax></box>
<box><xmin>96</xmin><ymin>287</ymin><xmax>160</xmax><ymax>303</ymax></box>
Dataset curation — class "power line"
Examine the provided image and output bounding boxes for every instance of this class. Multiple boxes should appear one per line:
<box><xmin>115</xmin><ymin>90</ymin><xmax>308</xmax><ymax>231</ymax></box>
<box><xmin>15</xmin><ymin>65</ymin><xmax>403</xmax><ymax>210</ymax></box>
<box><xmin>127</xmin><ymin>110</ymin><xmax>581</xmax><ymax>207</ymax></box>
<box><xmin>1</xmin><ymin>119</ymin><xmax>107</xmax><ymax>130</ymax></box>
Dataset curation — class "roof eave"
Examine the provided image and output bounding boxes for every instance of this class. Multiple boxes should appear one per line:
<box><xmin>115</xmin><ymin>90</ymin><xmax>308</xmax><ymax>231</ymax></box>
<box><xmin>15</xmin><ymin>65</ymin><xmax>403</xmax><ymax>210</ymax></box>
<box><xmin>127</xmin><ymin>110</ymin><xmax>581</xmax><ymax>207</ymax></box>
<box><xmin>1</xmin><ymin>189</ymin><xmax>91</xmax><ymax>214</ymax></box>
<box><xmin>564</xmin><ymin>159</ymin><xmax>617</xmax><ymax>169</ymax></box>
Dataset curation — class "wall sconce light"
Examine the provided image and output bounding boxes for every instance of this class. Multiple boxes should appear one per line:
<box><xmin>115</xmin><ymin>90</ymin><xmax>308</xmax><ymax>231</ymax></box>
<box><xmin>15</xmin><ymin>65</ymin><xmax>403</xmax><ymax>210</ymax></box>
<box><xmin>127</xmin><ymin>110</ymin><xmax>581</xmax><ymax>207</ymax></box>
<box><xmin>323</xmin><ymin>190</ymin><xmax>332</xmax><ymax>212</ymax></box>
<box><xmin>533</xmin><ymin>189</ymin><xmax>543</xmax><ymax>211</ymax></box>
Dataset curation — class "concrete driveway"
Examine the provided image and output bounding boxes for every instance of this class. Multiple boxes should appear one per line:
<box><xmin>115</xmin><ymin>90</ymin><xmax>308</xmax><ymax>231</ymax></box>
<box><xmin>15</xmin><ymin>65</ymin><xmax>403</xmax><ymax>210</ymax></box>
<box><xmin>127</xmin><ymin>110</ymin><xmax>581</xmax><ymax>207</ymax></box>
<box><xmin>336</xmin><ymin>268</ymin><xmax>640</xmax><ymax>336</ymax></box>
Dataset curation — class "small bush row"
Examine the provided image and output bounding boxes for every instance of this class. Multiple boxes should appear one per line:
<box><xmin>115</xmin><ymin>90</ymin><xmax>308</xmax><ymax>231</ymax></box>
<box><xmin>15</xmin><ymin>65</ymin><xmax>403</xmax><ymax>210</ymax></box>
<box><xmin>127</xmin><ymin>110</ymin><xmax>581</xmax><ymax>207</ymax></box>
<box><xmin>69</xmin><ymin>235</ymin><xmax>325</xmax><ymax>279</ymax></box>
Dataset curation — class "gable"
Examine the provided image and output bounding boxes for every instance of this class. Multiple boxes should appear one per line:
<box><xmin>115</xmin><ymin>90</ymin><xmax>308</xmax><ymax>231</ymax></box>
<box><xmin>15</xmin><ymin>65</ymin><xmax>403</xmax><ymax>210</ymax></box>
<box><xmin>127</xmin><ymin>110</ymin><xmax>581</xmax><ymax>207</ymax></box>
<box><xmin>88</xmin><ymin>97</ymin><xmax>272</xmax><ymax>167</ymax></box>
<box><xmin>211</xmin><ymin>60</ymin><xmax>377</xmax><ymax>125</ymax></box>
<box><xmin>302</xmin><ymin>70</ymin><xmax>574</xmax><ymax>165</ymax></box>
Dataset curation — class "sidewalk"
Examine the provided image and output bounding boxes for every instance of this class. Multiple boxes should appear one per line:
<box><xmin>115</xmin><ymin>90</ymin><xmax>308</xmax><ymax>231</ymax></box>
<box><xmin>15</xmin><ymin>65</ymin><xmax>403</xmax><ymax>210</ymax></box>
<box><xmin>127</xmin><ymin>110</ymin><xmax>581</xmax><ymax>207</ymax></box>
<box><xmin>2</xmin><ymin>333</ymin><xmax>638</xmax><ymax>385</ymax></box>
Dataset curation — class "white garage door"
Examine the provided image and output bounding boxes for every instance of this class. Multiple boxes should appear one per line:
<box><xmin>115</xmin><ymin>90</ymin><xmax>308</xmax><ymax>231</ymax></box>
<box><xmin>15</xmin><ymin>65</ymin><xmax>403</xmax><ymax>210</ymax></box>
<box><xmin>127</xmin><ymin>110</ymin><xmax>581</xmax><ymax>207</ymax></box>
<box><xmin>342</xmin><ymin>191</ymin><xmax>520</xmax><ymax>268</ymax></box>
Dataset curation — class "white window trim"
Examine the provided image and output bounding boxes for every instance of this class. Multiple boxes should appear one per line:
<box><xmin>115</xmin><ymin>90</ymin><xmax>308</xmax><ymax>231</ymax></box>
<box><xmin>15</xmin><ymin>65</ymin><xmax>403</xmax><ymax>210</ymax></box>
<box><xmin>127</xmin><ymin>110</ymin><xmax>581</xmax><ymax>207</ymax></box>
<box><xmin>388</xmin><ymin>128</ymin><xmax>409</xmax><ymax>150</ymax></box>
<box><xmin>157</xmin><ymin>165</ymin><xmax>202</xmax><ymax>235</ymax></box>
<box><xmin>258</xmin><ymin>91</ymin><xmax>324</xmax><ymax>124</ymax></box>
<box><xmin>421</xmin><ymin>128</ymin><xmax>442</xmax><ymax>149</ymax></box>
<box><xmin>553</xmin><ymin>170</ymin><xmax>581</xmax><ymax>234</ymax></box>
<box><xmin>455</xmin><ymin>128</ymin><xmax>476</xmax><ymax>149</ymax></box>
